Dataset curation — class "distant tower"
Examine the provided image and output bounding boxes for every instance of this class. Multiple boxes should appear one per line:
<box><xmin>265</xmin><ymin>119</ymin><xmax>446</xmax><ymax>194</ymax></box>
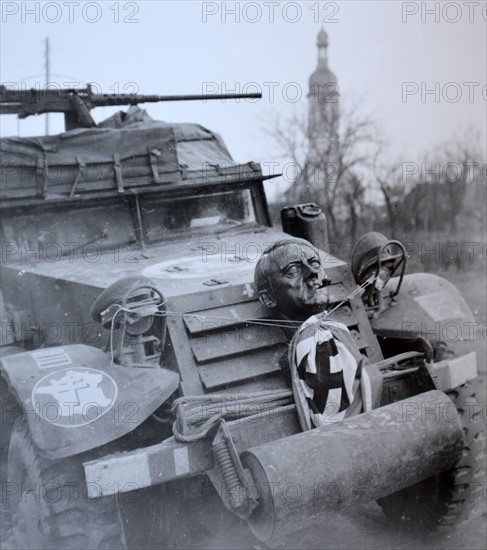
<box><xmin>283</xmin><ymin>29</ymin><xmax>340</xmax><ymax>206</ymax></box>
<box><xmin>307</xmin><ymin>28</ymin><xmax>339</xmax><ymax>167</ymax></box>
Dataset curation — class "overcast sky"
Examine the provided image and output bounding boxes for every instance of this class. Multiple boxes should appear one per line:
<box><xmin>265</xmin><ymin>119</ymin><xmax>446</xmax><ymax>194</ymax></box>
<box><xmin>1</xmin><ymin>1</ymin><xmax>485</xmax><ymax>198</ymax></box>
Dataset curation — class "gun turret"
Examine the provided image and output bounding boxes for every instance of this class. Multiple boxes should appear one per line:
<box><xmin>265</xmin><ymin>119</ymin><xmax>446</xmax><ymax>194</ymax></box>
<box><xmin>0</xmin><ymin>84</ymin><xmax>262</xmax><ymax>130</ymax></box>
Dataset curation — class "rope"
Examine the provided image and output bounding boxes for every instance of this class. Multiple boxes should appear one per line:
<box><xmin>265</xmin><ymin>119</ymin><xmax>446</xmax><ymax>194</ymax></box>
<box><xmin>105</xmin><ymin>274</ymin><xmax>378</xmax><ymax>365</ymax></box>
<box><xmin>161</xmin><ymin>276</ymin><xmax>376</xmax><ymax>330</ymax></box>
<box><xmin>374</xmin><ymin>351</ymin><xmax>425</xmax><ymax>371</ymax></box>
<box><xmin>163</xmin><ymin>311</ymin><xmax>301</xmax><ymax>330</ymax></box>
<box><xmin>172</xmin><ymin>389</ymin><xmax>293</xmax><ymax>442</ymax></box>
<box><xmin>324</xmin><ymin>276</ymin><xmax>374</xmax><ymax>318</ymax></box>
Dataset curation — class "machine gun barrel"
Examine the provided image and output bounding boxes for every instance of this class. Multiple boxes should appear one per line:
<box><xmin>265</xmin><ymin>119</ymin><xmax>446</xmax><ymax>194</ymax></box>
<box><xmin>0</xmin><ymin>85</ymin><xmax>262</xmax><ymax>129</ymax></box>
<box><xmin>91</xmin><ymin>92</ymin><xmax>262</xmax><ymax>105</ymax></box>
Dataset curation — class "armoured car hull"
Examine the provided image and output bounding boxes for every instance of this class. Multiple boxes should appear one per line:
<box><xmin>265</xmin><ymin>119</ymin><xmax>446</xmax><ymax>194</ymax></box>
<box><xmin>0</xmin><ymin>108</ymin><xmax>484</xmax><ymax>549</ymax></box>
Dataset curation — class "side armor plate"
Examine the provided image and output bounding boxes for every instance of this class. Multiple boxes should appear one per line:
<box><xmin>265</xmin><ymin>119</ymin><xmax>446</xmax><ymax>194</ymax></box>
<box><xmin>0</xmin><ymin>344</ymin><xmax>179</xmax><ymax>458</ymax></box>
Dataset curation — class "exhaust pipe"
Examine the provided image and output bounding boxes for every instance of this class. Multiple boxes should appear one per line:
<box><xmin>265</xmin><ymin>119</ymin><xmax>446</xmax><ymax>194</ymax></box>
<box><xmin>241</xmin><ymin>390</ymin><xmax>463</xmax><ymax>541</ymax></box>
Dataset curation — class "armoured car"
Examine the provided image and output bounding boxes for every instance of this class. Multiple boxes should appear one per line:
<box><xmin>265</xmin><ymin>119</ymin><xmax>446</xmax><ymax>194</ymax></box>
<box><xmin>0</xmin><ymin>88</ymin><xmax>484</xmax><ymax>549</ymax></box>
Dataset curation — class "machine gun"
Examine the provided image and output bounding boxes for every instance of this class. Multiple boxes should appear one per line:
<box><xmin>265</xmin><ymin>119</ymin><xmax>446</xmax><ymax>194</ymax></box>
<box><xmin>0</xmin><ymin>84</ymin><xmax>262</xmax><ymax>130</ymax></box>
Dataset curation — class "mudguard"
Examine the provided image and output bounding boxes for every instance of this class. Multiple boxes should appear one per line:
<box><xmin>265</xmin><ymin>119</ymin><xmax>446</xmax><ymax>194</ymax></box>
<box><xmin>371</xmin><ymin>273</ymin><xmax>474</xmax><ymax>341</ymax></box>
<box><xmin>0</xmin><ymin>344</ymin><xmax>179</xmax><ymax>459</ymax></box>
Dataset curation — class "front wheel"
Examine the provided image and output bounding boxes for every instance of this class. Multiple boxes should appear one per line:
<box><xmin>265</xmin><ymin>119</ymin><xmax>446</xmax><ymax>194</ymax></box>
<box><xmin>7</xmin><ymin>419</ymin><xmax>127</xmax><ymax>549</ymax></box>
<box><xmin>377</xmin><ymin>383</ymin><xmax>486</xmax><ymax>529</ymax></box>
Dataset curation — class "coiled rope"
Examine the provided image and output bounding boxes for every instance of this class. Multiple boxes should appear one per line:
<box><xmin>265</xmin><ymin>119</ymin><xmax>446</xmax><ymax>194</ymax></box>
<box><xmin>171</xmin><ymin>389</ymin><xmax>294</xmax><ymax>442</ymax></box>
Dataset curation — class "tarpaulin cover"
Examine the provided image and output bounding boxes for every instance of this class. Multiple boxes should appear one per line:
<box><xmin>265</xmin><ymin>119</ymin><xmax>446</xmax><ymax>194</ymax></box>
<box><xmin>1</xmin><ymin>108</ymin><xmax>260</xmax><ymax>200</ymax></box>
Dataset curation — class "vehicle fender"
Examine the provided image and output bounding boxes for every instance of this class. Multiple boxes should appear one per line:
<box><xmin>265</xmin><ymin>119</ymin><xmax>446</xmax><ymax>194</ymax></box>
<box><xmin>371</xmin><ymin>273</ymin><xmax>474</xmax><ymax>341</ymax></box>
<box><xmin>0</xmin><ymin>344</ymin><xmax>179</xmax><ymax>459</ymax></box>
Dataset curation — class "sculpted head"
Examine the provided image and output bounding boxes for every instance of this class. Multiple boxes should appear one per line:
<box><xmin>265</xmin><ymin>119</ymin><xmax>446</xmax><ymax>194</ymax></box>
<box><xmin>254</xmin><ymin>238</ymin><xmax>331</xmax><ymax>320</ymax></box>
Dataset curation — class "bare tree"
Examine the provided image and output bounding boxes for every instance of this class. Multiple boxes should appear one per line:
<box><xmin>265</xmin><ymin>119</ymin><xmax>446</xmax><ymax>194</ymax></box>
<box><xmin>387</xmin><ymin>131</ymin><xmax>487</xmax><ymax>235</ymax></box>
<box><xmin>341</xmin><ymin>171</ymin><xmax>366</xmax><ymax>245</ymax></box>
<box><xmin>427</xmin><ymin>136</ymin><xmax>485</xmax><ymax>233</ymax></box>
<box><xmin>266</xmin><ymin>98</ymin><xmax>377</xmax><ymax>239</ymax></box>
<box><xmin>372</xmin><ymin>147</ymin><xmax>408</xmax><ymax>239</ymax></box>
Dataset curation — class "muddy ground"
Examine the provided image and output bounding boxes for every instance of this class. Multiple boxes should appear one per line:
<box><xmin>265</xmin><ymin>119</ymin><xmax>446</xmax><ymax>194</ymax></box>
<box><xmin>1</xmin><ymin>266</ymin><xmax>486</xmax><ymax>549</ymax></box>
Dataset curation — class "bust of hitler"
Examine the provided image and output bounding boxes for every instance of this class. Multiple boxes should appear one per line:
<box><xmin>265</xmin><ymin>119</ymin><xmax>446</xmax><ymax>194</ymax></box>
<box><xmin>254</xmin><ymin>238</ymin><xmax>364</xmax><ymax>430</ymax></box>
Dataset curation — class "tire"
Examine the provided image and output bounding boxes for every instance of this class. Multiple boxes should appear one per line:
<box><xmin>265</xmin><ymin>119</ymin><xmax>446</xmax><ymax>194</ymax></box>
<box><xmin>377</xmin><ymin>383</ymin><xmax>486</xmax><ymax>530</ymax></box>
<box><xmin>7</xmin><ymin>419</ymin><xmax>127</xmax><ymax>549</ymax></box>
